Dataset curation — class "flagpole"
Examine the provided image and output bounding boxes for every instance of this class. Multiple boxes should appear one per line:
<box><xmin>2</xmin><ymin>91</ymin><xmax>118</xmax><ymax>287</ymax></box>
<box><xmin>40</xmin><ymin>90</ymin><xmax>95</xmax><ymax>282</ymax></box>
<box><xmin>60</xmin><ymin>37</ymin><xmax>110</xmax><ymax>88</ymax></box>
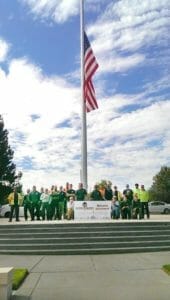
<box><xmin>80</xmin><ymin>0</ymin><xmax>88</xmax><ymax>190</ymax></box>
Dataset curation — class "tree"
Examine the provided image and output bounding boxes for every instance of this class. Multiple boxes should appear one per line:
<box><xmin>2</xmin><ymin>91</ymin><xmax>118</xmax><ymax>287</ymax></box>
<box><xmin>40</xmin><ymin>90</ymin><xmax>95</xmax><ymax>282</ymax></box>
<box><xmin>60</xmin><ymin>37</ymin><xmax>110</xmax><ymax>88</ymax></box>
<box><xmin>0</xmin><ymin>115</ymin><xmax>17</xmax><ymax>204</ymax></box>
<box><xmin>149</xmin><ymin>166</ymin><xmax>170</xmax><ymax>203</ymax></box>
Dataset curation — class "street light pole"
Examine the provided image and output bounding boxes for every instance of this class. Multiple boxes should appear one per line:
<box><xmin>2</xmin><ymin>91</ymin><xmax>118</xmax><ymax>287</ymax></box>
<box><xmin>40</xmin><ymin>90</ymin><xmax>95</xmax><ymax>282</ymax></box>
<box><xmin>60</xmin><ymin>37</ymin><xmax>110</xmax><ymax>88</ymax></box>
<box><xmin>0</xmin><ymin>115</ymin><xmax>4</xmax><ymax>129</ymax></box>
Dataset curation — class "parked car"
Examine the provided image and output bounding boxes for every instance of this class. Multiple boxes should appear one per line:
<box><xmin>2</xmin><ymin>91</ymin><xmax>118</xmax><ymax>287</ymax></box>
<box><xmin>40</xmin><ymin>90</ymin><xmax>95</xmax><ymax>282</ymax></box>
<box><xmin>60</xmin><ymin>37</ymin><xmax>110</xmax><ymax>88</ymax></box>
<box><xmin>0</xmin><ymin>204</ymin><xmax>25</xmax><ymax>218</ymax></box>
<box><xmin>149</xmin><ymin>201</ymin><xmax>170</xmax><ymax>214</ymax></box>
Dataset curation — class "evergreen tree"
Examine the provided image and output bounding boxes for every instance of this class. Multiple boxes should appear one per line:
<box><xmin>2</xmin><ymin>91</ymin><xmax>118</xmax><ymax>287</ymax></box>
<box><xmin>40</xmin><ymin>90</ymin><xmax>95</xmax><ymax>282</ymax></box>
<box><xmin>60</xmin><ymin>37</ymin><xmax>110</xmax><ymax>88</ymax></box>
<box><xmin>149</xmin><ymin>166</ymin><xmax>170</xmax><ymax>203</ymax></box>
<box><xmin>0</xmin><ymin>115</ymin><xmax>16</xmax><ymax>204</ymax></box>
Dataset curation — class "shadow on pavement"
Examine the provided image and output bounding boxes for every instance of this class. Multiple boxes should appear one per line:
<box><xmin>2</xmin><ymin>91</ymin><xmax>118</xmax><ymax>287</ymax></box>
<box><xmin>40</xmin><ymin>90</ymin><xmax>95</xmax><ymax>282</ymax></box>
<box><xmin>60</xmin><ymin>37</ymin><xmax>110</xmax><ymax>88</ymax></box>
<box><xmin>12</xmin><ymin>296</ymin><xmax>31</xmax><ymax>300</ymax></box>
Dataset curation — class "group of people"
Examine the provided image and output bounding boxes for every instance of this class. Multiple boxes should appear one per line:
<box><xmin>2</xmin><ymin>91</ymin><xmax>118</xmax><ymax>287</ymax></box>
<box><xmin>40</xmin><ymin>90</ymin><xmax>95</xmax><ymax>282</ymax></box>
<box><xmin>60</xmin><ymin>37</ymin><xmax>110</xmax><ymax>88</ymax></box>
<box><xmin>110</xmin><ymin>184</ymin><xmax>150</xmax><ymax>220</ymax></box>
<box><xmin>7</xmin><ymin>182</ymin><xmax>150</xmax><ymax>222</ymax></box>
<box><xmin>7</xmin><ymin>183</ymin><xmax>86</xmax><ymax>222</ymax></box>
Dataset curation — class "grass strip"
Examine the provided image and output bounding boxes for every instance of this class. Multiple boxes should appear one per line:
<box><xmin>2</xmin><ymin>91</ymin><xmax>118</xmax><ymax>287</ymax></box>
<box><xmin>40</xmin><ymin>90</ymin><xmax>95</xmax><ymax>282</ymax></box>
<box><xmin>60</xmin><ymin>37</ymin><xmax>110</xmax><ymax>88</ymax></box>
<box><xmin>162</xmin><ymin>264</ymin><xmax>170</xmax><ymax>276</ymax></box>
<box><xmin>12</xmin><ymin>268</ymin><xmax>29</xmax><ymax>290</ymax></box>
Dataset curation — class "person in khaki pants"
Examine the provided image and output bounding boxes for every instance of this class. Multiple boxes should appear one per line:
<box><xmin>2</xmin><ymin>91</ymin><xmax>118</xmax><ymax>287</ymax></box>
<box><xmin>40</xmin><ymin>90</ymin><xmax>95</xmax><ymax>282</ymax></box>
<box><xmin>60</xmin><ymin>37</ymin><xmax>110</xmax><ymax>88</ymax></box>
<box><xmin>66</xmin><ymin>196</ymin><xmax>75</xmax><ymax>220</ymax></box>
<box><xmin>8</xmin><ymin>187</ymin><xmax>23</xmax><ymax>222</ymax></box>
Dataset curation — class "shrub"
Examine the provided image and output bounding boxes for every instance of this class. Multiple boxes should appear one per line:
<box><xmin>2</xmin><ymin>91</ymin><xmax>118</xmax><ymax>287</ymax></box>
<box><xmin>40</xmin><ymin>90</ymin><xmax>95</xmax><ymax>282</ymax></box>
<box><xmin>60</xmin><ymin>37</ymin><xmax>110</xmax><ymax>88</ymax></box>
<box><xmin>12</xmin><ymin>268</ymin><xmax>29</xmax><ymax>290</ymax></box>
<box><xmin>162</xmin><ymin>264</ymin><xmax>170</xmax><ymax>275</ymax></box>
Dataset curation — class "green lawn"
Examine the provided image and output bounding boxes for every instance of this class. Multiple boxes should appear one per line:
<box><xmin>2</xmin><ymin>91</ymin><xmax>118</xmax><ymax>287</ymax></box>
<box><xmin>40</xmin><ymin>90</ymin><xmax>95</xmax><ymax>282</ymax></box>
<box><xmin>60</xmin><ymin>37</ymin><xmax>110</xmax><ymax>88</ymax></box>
<box><xmin>12</xmin><ymin>268</ymin><xmax>29</xmax><ymax>290</ymax></box>
<box><xmin>162</xmin><ymin>265</ymin><xmax>170</xmax><ymax>275</ymax></box>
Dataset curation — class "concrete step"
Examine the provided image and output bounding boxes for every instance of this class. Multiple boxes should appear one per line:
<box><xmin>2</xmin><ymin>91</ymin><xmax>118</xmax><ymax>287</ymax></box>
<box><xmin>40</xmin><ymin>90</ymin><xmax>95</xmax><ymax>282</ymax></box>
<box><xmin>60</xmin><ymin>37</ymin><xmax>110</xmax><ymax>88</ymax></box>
<box><xmin>0</xmin><ymin>245</ymin><xmax>170</xmax><ymax>255</ymax></box>
<box><xmin>1</xmin><ymin>222</ymin><xmax>170</xmax><ymax>231</ymax></box>
<box><xmin>1</xmin><ymin>223</ymin><xmax>170</xmax><ymax>231</ymax></box>
<box><xmin>0</xmin><ymin>221</ymin><xmax>170</xmax><ymax>255</ymax></box>
<box><xmin>0</xmin><ymin>229</ymin><xmax>170</xmax><ymax>239</ymax></box>
<box><xmin>0</xmin><ymin>234</ymin><xmax>169</xmax><ymax>244</ymax></box>
<box><xmin>0</xmin><ymin>239</ymin><xmax>170</xmax><ymax>250</ymax></box>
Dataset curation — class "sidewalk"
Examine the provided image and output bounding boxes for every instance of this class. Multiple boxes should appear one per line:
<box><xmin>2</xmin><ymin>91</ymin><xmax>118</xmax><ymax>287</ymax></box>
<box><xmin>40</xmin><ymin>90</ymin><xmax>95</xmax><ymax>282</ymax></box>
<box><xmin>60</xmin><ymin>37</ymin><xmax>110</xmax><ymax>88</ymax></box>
<box><xmin>0</xmin><ymin>213</ymin><xmax>170</xmax><ymax>225</ymax></box>
<box><xmin>0</xmin><ymin>251</ymin><xmax>170</xmax><ymax>300</ymax></box>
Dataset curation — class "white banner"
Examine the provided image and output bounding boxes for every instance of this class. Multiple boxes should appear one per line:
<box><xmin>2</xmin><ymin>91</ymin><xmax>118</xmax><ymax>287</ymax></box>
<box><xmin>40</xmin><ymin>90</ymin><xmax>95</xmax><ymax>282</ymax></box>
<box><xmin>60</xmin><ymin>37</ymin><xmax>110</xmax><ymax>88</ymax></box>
<box><xmin>74</xmin><ymin>201</ymin><xmax>111</xmax><ymax>220</ymax></box>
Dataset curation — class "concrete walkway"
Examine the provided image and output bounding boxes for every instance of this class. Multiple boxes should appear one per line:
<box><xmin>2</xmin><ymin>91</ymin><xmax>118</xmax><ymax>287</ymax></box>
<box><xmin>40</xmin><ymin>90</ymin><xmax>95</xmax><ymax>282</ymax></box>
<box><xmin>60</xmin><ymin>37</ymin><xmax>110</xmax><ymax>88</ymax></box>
<box><xmin>0</xmin><ymin>213</ymin><xmax>170</xmax><ymax>225</ymax></box>
<box><xmin>0</xmin><ymin>251</ymin><xmax>170</xmax><ymax>300</ymax></box>
<box><xmin>0</xmin><ymin>216</ymin><xmax>170</xmax><ymax>299</ymax></box>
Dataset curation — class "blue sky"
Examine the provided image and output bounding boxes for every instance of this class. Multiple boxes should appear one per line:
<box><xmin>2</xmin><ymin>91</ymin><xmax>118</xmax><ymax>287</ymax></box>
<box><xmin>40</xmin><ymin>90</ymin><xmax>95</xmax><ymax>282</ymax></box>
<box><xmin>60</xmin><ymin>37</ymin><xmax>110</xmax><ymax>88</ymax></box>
<box><xmin>0</xmin><ymin>0</ymin><xmax>170</xmax><ymax>192</ymax></box>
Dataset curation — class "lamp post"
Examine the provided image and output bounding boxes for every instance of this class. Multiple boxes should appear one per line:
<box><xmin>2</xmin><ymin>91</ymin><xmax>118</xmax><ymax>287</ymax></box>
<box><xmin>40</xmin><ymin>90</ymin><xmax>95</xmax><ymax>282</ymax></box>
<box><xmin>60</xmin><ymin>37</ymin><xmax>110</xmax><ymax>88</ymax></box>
<box><xmin>15</xmin><ymin>171</ymin><xmax>23</xmax><ymax>192</ymax></box>
<box><xmin>0</xmin><ymin>115</ymin><xmax>5</xmax><ymax>186</ymax></box>
<box><xmin>0</xmin><ymin>115</ymin><xmax>4</xmax><ymax>129</ymax></box>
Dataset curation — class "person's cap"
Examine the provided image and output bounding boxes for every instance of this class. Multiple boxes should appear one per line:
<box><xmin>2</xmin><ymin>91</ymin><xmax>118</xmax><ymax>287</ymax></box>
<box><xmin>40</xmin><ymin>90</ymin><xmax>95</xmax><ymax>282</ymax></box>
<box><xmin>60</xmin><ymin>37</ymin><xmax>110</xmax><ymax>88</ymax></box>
<box><xmin>135</xmin><ymin>183</ymin><xmax>139</xmax><ymax>186</ymax></box>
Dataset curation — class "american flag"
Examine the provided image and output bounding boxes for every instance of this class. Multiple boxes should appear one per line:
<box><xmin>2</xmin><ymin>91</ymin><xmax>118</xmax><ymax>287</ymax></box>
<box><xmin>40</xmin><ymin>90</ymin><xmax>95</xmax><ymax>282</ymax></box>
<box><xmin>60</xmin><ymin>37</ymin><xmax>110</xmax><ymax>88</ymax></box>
<box><xmin>84</xmin><ymin>32</ymin><xmax>99</xmax><ymax>112</ymax></box>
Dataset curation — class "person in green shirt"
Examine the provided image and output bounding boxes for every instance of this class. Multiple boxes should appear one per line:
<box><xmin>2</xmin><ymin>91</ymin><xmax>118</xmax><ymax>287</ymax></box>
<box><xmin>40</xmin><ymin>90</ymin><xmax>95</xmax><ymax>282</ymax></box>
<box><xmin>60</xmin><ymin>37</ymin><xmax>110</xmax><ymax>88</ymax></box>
<box><xmin>76</xmin><ymin>183</ymin><xmax>87</xmax><ymax>201</ymax></box>
<box><xmin>132</xmin><ymin>195</ymin><xmax>141</xmax><ymax>219</ymax></box>
<box><xmin>120</xmin><ymin>195</ymin><xmax>131</xmax><ymax>219</ymax></box>
<box><xmin>58</xmin><ymin>186</ymin><xmax>66</xmax><ymax>220</ymax></box>
<box><xmin>140</xmin><ymin>185</ymin><xmax>150</xmax><ymax>219</ymax></box>
<box><xmin>90</xmin><ymin>185</ymin><xmax>103</xmax><ymax>200</ymax></box>
<box><xmin>66</xmin><ymin>184</ymin><xmax>76</xmax><ymax>198</ymax></box>
<box><xmin>29</xmin><ymin>185</ymin><xmax>41</xmax><ymax>221</ymax></box>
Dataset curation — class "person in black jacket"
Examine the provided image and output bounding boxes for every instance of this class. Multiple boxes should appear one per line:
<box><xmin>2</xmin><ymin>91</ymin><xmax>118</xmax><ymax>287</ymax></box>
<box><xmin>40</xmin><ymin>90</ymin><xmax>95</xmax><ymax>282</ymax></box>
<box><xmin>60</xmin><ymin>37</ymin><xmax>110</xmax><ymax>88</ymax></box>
<box><xmin>104</xmin><ymin>183</ymin><xmax>113</xmax><ymax>200</ymax></box>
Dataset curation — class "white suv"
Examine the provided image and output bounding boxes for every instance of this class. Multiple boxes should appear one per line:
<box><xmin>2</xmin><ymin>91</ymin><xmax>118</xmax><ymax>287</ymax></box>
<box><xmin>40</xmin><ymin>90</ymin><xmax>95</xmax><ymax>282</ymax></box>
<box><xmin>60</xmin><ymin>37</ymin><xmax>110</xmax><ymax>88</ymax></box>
<box><xmin>0</xmin><ymin>204</ymin><xmax>25</xmax><ymax>218</ymax></box>
<box><xmin>149</xmin><ymin>201</ymin><xmax>170</xmax><ymax>214</ymax></box>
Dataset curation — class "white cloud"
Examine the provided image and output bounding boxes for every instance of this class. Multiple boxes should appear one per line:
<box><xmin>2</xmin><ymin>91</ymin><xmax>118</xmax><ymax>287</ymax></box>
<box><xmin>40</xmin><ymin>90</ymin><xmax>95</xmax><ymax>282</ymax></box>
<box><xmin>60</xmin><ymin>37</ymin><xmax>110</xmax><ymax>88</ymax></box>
<box><xmin>85</xmin><ymin>97</ymin><xmax>170</xmax><ymax>190</ymax></box>
<box><xmin>20</xmin><ymin>0</ymin><xmax>79</xmax><ymax>23</ymax></box>
<box><xmin>0</xmin><ymin>55</ymin><xmax>82</xmax><ymax>190</ymax></box>
<box><xmin>1</xmin><ymin>58</ymin><xmax>79</xmax><ymax>118</ymax></box>
<box><xmin>19</xmin><ymin>0</ymin><xmax>169</xmax><ymax>75</ymax></box>
<box><xmin>1</xmin><ymin>45</ymin><xmax>169</xmax><ymax>191</ymax></box>
<box><xmin>20</xmin><ymin>0</ymin><xmax>108</xmax><ymax>23</ymax></box>
<box><xmin>1</xmin><ymin>53</ymin><xmax>169</xmax><ymax>191</ymax></box>
<box><xmin>87</xmin><ymin>0</ymin><xmax>169</xmax><ymax>74</ymax></box>
<box><xmin>0</xmin><ymin>38</ymin><xmax>10</xmax><ymax>62</ymax></box>
<box><xmin>111</xmin><ymin>0</ymin><xmax>169</xmax><ymax>18</ymax></box>
<box><xmin>98</xmin><ymin>53</ymin><xmax>145</xmax><ymax>74</ymax></box>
